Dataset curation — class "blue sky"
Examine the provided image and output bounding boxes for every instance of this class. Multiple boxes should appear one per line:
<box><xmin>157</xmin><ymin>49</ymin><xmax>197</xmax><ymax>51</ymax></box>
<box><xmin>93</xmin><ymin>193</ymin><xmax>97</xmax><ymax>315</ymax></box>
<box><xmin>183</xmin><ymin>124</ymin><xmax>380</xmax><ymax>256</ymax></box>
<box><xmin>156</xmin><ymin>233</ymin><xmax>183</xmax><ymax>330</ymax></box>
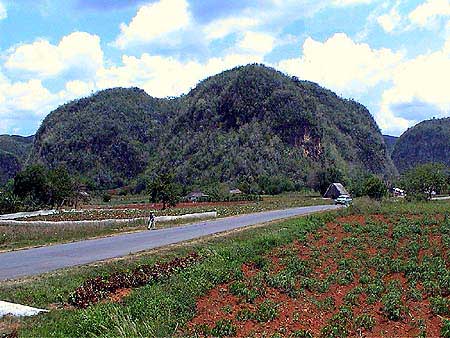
<box><xmin>0</xmin><ymin>0</ymin><xmax>449</xmax><ymax>136</ymax></box>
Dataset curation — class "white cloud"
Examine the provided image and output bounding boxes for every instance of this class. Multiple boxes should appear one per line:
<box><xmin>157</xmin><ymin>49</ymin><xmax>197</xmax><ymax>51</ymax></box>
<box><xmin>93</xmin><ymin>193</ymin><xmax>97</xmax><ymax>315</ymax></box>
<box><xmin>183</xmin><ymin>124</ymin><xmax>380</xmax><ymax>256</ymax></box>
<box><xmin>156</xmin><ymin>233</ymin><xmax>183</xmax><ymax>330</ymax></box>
<box><xmin>114</xmin><ymin>0</ymin><xmax>191</xmax><ymax>49</ymax></box>
<box><xmin>238</xmin><ymin>31</ymin><xmax>276</xmax><ymax>54</ymax></box>
<box><xmin>377</xmin><ymin>7</ymin><xmax>402</xmax><ymax>32</ymax></box>
<box><xmin>203</xmin><ymin>17</ymin><xmax>260</xmax><ymax>41</ymax></box>
<box><xmin>5</xmin><ymin>40</ymin><xmax>62</xmax><ymax>77</ymax></box>
<box><xmin>0</xmin><ymin>1</ymin><xmax>7</xmax><ymax>20</ymax></box>
<box><xmin>0</xmin><ymin>78</ymin><xmax>57</xmax><ymax>117</ymax></box>
<box><xmin>5</xmin><ymin>32</ymin><xmax>103</xmax><ymax>80</ymax></box>
<box><xmin>96</xmin><ymin>52</ymin><xmax>263</xmax><ymax>97</ymax></box>
<box><xmin>376</xmin><ymin>37</ymin><xmax>450</xmax><ymax>134</ymax></box>
<box><xmin>62</xmin><ymin>80</ymin><xmax>96</xmax><ymax>99</ymax></box>
<box><xmin>409</xmin><ymin>0</ymin><xmax>450</xmax><ymax>28</ymax></box>
<box><xmin>277</xmin><ymin>33</ymin><xmax>403</xmax><ymax>94</ymax></box>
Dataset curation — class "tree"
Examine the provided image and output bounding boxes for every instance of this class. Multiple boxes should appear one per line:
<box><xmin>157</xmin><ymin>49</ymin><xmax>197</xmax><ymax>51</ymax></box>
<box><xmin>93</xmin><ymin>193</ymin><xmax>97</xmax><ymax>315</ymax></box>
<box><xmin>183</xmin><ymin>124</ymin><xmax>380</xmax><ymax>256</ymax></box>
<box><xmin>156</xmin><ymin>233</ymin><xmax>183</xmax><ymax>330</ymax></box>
<box><xmin>13</xmin><ymin>164</ymin><xmax>50</xmax><ymax>206</ymax></box>
<box><xmin>401</xmin><ymin>163</ymin><xmax>448</xmax><ymax>201</ymax></box>
<box><xmin>12</xmin><ymin>164</ymin><xmax>77</xmax><ymax>208</ymax></box>
<box><xmin>315</xmin><ymin>167</ymin><xmax>346</xmax><ymax>195</ymax></box>
<box><xmin>47</xmin><ymin>166</ymin><xmax>76</xmax><ymax>207</ymax></box>
<box><xmin>363</xmin><ymin>175</ymin><xmax>387</xmax><ymax>200</ymax></box>
<box><xmin>148</xmin><ymin>172</ymin><xmax>181</xmax><ymax>209</ymax></box>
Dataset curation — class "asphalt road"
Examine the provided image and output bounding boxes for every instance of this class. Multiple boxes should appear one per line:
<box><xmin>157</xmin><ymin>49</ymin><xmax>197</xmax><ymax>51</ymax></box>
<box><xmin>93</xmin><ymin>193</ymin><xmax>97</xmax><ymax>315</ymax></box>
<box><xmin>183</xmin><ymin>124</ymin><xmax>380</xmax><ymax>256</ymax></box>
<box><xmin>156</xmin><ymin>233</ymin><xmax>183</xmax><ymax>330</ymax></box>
<box><xmin>0</xmin><ymin>204</ymin><xmax>340</xmax><ymax>281</ymax></box>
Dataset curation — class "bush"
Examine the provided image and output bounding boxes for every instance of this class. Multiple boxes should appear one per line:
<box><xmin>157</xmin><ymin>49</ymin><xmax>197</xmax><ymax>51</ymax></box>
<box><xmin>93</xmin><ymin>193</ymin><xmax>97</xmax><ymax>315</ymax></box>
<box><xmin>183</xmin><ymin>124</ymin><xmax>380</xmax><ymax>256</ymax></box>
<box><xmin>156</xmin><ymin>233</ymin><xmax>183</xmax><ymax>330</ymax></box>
<box><xmin>102</xmin><ymin>193</ymin><xmax>112</xmax><ymax>203</ymax></box>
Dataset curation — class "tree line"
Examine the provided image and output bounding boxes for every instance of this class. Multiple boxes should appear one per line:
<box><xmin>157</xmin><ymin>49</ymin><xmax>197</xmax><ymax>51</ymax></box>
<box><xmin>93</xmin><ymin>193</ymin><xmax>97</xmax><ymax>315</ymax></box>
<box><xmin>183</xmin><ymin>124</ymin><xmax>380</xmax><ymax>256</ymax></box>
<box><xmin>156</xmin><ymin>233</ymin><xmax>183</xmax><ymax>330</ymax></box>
<box><xmin>0</xmin><ymin>162</ymin><xmax>448</xmax><ymax>215</ymax></box>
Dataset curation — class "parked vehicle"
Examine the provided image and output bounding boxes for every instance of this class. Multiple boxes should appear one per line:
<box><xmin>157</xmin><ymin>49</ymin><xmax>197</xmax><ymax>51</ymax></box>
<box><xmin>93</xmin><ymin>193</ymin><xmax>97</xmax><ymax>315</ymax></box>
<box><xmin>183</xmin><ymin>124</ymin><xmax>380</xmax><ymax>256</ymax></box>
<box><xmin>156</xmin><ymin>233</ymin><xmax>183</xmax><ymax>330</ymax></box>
<box><xmin>335</xmin><ymin>194</ymin><xmax>353</xmax><ymax>205</ymax></box>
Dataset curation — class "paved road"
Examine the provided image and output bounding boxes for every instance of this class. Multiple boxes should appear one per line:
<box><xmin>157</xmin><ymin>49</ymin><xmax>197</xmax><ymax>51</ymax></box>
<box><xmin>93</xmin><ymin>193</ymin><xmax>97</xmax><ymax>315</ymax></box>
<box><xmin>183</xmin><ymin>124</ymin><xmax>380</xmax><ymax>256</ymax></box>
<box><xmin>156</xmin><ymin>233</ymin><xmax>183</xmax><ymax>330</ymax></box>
<box><xmin>0</xmin><ymin>205</ymin><xmax>340</xmax><ymax>281</ymax></box>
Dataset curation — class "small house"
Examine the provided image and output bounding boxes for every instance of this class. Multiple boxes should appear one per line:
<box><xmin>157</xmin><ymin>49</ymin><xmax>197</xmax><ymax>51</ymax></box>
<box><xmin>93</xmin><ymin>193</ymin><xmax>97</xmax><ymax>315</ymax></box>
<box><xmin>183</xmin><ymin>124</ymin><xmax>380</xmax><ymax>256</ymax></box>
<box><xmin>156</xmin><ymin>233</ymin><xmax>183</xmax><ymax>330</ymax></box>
<box><xmin>323</xmin><ymin>183</ymin><xmax>349</xmax><ymax>199</ymax></box>
<box><xmin>185</xmin><ymin>191</ymin><xmax>209</xmax><ymax>202</ymax></box>
<box><xmin>229</xmin><ymin>188</ymin><xmax>243</xmax><ymax>195</ymax></box>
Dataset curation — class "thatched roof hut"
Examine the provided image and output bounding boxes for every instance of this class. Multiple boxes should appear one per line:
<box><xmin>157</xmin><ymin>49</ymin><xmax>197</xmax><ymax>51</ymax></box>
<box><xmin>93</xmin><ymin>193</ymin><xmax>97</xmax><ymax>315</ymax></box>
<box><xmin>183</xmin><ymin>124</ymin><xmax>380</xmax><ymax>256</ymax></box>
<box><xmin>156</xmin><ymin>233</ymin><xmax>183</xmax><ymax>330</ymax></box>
<box><xmin>323</xmin><ymin>183</ymin><xmax>349</xmax><ymax>199</ymax></box>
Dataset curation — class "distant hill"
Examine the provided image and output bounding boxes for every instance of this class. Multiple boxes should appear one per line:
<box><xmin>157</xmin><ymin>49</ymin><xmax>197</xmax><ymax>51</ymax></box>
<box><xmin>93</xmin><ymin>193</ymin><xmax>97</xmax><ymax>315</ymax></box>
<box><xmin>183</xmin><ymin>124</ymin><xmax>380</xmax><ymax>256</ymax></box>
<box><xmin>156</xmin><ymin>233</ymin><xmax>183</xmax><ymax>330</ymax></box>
<box><xmin>383</xmin><ymin>135</ymin><xmax>398</xmax><ymax>155</ymax></box>
<box><xmin>29</xmin><ymin>88</ymin><xmax>171</xmax><ymax>187</ymax></box>
<box><xmin>26</xmin><ymin>64</ymin><xmax>396</xmax><ymax>189</ymax></box>
<box><xmin>392</xmin><ymin>117</ymin><xmax>450</xmax><ymax>173</ymax></box>
<box><xmin>0</xmin><ymin>135</ymin><xmax>34</xmax><ymax>185</ymax></box>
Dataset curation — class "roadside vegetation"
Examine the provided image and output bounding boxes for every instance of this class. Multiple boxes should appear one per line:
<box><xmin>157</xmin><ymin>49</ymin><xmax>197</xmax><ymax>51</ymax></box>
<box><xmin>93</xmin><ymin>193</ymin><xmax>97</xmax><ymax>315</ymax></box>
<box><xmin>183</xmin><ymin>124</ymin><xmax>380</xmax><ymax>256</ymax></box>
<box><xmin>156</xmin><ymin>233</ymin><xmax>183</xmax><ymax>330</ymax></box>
<box><xmin>1</xmin><ymin>199</ymin><xmax>449</xmax><ymax>337</ymax></box>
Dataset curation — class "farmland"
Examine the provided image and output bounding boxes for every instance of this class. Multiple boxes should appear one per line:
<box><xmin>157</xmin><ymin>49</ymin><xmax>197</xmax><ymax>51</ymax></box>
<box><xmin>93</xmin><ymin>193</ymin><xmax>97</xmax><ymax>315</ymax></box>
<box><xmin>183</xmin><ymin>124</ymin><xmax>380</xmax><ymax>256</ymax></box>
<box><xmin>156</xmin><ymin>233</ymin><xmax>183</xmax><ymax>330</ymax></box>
<box><xmin>1</xmin><ymin>199</ymin><xmax>449</xmax><ymax>337</ymax></box>
<box><xmin>0</xmin><ymin>192</ymin><xmax>327</xmax><ymax>251</ymax></box>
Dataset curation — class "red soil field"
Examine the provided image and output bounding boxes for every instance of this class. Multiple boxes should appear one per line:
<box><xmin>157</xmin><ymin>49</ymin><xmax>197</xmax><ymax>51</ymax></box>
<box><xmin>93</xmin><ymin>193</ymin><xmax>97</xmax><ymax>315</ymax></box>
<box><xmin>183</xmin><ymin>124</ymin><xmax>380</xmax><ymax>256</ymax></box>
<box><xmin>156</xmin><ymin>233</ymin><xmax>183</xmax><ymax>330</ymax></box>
<box><xmin>185</xmin><ymin>214</ymin><xmax>448</xmax><ymax>337</ymax></box>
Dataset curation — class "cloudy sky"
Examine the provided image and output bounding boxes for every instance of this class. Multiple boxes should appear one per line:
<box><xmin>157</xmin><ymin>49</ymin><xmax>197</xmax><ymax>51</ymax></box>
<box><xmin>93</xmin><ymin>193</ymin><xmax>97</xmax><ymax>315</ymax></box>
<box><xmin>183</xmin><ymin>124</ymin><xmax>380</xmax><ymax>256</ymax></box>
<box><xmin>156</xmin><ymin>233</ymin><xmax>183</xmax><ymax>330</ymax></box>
<box><xmin>0</xmin><ymin>0</ymin><xmax>449</xmax><ymax>136</ymax></box>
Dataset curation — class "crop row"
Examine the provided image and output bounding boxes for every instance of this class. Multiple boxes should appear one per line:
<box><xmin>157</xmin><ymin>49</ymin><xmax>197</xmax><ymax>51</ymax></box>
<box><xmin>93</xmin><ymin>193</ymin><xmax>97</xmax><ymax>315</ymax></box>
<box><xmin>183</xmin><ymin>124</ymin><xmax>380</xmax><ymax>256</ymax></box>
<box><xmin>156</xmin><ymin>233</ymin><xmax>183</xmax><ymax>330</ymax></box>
<box><xmin>68</xmin><ymin>252</ymin><xmax>201</xmax><ymax>308</ymax></box>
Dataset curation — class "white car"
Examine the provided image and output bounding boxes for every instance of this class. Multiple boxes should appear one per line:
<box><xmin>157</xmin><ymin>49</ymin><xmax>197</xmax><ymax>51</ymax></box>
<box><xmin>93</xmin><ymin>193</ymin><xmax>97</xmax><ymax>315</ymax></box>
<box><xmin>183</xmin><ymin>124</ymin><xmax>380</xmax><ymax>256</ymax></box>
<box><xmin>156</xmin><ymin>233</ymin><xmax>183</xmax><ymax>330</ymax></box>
<box><xmin>335</xmin><ymin>194</ymin><xmax>353</xmax><ymax>205</ymax></box>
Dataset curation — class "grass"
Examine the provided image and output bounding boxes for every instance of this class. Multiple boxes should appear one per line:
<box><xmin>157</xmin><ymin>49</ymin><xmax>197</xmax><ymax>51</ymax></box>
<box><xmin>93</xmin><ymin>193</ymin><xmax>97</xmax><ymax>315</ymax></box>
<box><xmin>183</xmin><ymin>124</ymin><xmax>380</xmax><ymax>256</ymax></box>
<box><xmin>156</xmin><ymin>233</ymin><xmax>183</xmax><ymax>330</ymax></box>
<box><xmin>0</xmin><ymin>192</ymin><xmax>328</xmax><ymax>251</ymax></box>
<box><xmin>1</xmin><ymin>199</ymin><xmax>449</xmax><ymax>337</ymax></box>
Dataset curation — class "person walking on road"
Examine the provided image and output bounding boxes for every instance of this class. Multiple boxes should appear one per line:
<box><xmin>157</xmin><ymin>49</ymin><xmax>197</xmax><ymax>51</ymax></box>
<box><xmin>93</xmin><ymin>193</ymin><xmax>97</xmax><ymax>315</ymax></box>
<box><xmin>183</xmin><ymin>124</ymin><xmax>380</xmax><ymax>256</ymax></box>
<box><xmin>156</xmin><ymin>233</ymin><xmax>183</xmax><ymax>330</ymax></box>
<box><xmin>147</xmin><ymin>212</ymin><xmax>156</xmax><ymax>230</ymax></box>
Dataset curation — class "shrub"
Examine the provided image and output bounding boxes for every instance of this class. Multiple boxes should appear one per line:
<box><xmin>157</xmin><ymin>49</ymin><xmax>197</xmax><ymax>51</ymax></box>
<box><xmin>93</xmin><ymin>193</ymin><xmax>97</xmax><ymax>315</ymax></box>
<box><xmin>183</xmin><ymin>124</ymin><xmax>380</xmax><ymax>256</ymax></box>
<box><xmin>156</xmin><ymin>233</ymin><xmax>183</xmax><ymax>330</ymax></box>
<box><xmin>102</xmin><ymin>193</ymin><xmax>112</xmax><ymax>203</ymax></box>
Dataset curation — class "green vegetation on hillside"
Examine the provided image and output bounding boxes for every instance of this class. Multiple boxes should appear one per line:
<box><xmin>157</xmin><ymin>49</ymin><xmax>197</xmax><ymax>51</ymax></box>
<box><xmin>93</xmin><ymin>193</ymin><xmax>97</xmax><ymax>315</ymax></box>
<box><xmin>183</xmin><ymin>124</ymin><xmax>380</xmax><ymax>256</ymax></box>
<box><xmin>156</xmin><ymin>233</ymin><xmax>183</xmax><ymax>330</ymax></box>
<box><xmin>29</xmin><ymin>88</ymin><xmax>171</xmax><ymax>188</ymax></box>
<box><xmin>27</xmin><ymin>64</ymin><xmax>396</xmax><ymax>191</ymax></box>
<box><xmin>383</xmin><ymin>135</ymin><xmax>398</xmax><ymax>155</ymax></box>
<box><xmin>392</xmin><ymin>117</ymin><xmax>450</xmax><ymax>173</ymax></box>
<box><xmin>0</xmin><ymin>135</ymin><xmax>33</xmax><ymax>184</ymax></box>
<box><xmin>0</xmin><ymin>151</ymin><xmax>21</xmax><ymax>185</ymax></box>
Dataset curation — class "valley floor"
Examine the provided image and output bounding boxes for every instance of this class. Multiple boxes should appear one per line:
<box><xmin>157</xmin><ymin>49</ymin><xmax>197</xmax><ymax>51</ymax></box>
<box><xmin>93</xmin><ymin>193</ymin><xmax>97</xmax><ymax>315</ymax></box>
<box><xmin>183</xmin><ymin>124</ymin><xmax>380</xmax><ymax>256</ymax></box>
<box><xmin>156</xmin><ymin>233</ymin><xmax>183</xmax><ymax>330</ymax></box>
<box><xmin>0</xmin><ymin>199</ymin><xmax>449</xmax><ymax>337</ymax></box>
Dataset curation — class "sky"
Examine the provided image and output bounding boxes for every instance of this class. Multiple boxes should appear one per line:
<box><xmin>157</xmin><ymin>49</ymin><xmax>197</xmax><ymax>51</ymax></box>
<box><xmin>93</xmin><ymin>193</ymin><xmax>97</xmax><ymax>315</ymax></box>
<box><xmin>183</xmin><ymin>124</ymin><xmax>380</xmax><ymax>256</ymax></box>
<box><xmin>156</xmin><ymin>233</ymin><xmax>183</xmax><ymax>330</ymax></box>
<box><xmin>0</xmin><ymin>0</ymin><xmax>449</xmax><ymax>136</ymax></box>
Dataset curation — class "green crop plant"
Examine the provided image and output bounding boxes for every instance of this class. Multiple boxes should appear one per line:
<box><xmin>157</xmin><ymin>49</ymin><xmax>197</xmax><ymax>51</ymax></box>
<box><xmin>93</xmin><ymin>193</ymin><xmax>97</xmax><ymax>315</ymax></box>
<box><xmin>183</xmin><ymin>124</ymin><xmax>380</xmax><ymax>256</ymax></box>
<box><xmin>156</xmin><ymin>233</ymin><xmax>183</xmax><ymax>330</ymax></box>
<box><xmin>211</xmin><ymin>319</ymin><xmax>237</xmax><ymax>337</ymax></box>
<box><xmin>381</xmin><ymin>280</ymin><xmax>404</xmax><ymax>321</ymax></box>
<box><xmin>254</xmin><ymin>300</ymin><xmax>278</xmax><ymax>322</ymax></box>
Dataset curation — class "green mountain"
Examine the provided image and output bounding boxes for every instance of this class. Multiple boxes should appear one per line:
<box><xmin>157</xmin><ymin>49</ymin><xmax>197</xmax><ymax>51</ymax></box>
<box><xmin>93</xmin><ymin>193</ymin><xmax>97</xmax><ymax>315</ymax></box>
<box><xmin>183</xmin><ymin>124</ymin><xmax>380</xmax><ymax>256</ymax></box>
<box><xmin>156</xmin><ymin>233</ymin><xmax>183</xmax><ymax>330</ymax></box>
<box><xmin>27</xmin><ymin>64</ymin><xmax>396</xmax><ymax>189</ymax></box>
<box><xmin>392</xmin><ymin>117</ymin><xmax>450</xmax><ymax>173</ymax></box>
<box><xmin>29</xmin><ymin>88</ymin><xmax>171</xmax><ymax>187</ymax></box>
<box><xmin>383</xmin><ymin>135</ymin><xmax>398</xmax><ymax>155</ymax></box>
<box><xmin>0</xmin><ymin>135</ymin><xmax>34</xmax><ymax>185</ymax></box>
